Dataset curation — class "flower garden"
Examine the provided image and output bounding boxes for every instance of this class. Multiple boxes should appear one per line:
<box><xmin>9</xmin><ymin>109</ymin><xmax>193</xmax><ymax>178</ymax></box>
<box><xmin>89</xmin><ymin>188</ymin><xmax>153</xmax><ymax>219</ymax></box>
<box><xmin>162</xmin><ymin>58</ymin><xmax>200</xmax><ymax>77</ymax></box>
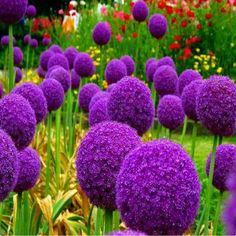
<box><xmin>0</xmin><ymin>0</ymin><xmax>236</xmax><ymax>235</ymax></box>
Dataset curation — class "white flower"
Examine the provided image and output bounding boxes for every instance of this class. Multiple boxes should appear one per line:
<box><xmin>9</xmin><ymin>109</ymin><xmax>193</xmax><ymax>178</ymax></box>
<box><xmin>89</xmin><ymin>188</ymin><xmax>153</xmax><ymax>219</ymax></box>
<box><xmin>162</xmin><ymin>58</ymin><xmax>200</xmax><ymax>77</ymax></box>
<box><xmin>70</xmin><ymin>1</ymin><xmax>78</xmax><ymax>7</ymax></box>
<box><xmin>80</xmin><ymin>0</ymin><xmax>86</xmax><ymax>5</ymax></box>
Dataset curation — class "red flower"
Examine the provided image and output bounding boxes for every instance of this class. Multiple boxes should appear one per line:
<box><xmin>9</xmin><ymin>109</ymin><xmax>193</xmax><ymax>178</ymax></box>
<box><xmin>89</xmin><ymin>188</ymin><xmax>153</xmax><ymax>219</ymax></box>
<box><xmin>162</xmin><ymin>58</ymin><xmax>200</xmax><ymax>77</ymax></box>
<box><xmin>124</xmin><ymin>13</ymin><xmax>131</xmax><ymax>21</ymax></box>
<box><xmin>174</xmin><ymin>35</ymin><xmax>182</xmax><ymax>41</ymax></box>
<box><xmin>194</xmin><ymin>3</ymin><xmax>200</xmax><ymax>8</ymax></box>
<box><xmin>196</xmin><ymin>23</ymin><xmax>202</xmax><ymax>30</ymax></box>
<box><xmin>186</xmin><ymin>37</ymin><xmax>201</xmax><ymax>45</ymax></box>
<box><xmin>187</xmin><ymin>10</ymin><xmax>195</xmax><ymax>18</ymax></box>
<box><xmin>178</xmin><ymin>55</ymin><xmax>185</xmax><ymax>60</ymax></box>
<box><xmin>215</xmin><ymin>0</ymin><xmax>222</xmax><ymax>3</ymax></box>
<box><xmin>166</xmin><ymin>6</ymin><xmax>173</xmax><ymax>15</ymax></box>
<box><xmin>181</xmin><ymin>20</ymin><xmax>188</xmax><ymax>28</ymax></box>
<box><xmin>157</xmin><ymin>1</ymin><xmax>166</xmax><ymax>9</ymax></box>
<box><xmin>220</xmin><ymin>7</ymin><xmax>227</xmax><ymax>13</ymax></box>
<box><xmin>120</xmin><ymin>25</ymin><xmax>126</xmax><ymax>33</ymax></box>
<box><xmin>208</xmin><ymin>21</ymin><xmax>213</xmax><ymax>27</ymax></box>
<box><xmin>132</xmin><ymin>32</ymin><xmax>138</xmax><ymax>38</ymax></box>
<box><xmin>171</xmin><ymin>17</ymin><xmax>177</xmax><ymax>24</ymax></box>
<box><xmin>169</xmin><ymin>43</ymin><xmax>181</xmax><ymax>50</ymax></box>
<box><xmin>43</xmin><ymin>33</ymin><xmax>51</xmax><ymax>39</ymax></box>
<box><xmin>183</xmin><ymin>47</ymin><xmax>191</xmax><ymax>58</ymax></box>
<box><xmin>205</xmin><ymin>13</ymin><xmax>212</xmax><ymax>19</ymax></box>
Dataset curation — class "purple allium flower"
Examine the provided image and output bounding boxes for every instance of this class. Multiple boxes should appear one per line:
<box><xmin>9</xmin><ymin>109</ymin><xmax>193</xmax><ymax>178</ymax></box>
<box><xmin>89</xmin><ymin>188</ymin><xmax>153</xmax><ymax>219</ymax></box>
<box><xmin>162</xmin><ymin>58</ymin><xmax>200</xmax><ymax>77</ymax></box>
<box><xmin>181</xmin><ymin>80</ymin><xmax>204</xmax><ymax>121</ymax></box>
<box><xmin>107</xmin><ymin>230</ymin><xmax>146</xmax><ymax>236</ymax></box>
<box><xmin>23</xmin><ymin>34</ymin><xmax>31</xmax><ymax>44</ymax></box>
<box><xmin>107</xmin><ymin>77</ymin><xmax>154</xmax><ymax>136</ymax></box>
<box><xmin>76</xmin><ymin>121</ymin><xmax>141</xmax><ymax>209</ymax></box>
<box><xmin>49</xmin><ymin>44</ymin><xmax>63</xmax><ymax>54</ymax></box>
<box><xmin>156</xmin><ymin>56</ymin><xmax>176</xmax><ymax>70</ymax></box>
<box><xmin>78</xmin><ymin>83</ymin><xmax>101</xmax><ymax>112</ymax></box>
<box><xmin>74</xmin><ymin>52</ymin><xmax>95</xmax><ymax>78</ymax></box>
<box><xmin>92</xmin><ymin>21</ymin><xmax>111</xmax><ymax>45</ymax></box>
<box><xmin>12</xmin><ymin>82</ymin><xmax>48</xmax><ymax>124</ymax></box>
<box><xmin>227</xmin><ymin>163</ymin><xmax>236</xmax><ymax>192</ymax></box>
<box><xmin>30</xmin><ymin>38</ymin><xmax>38</xmax><ymax>48</ymax></box>
<box><xmin>89</xmin><ymin>91</ymin><xmax>109</xmax><ymax>110</ymax></box>
<box><xmin>132</xmin><ymin>0</ymin><xmax>149</xmax><ymax>22</ymax></box>
<box><xmin>14</xmin><ymin>147</ymin><xmax>40</xmax><ymax>193</ymax></box>
<box><xmin>120</xmin><ymin>55</ymin><xmax>135</xmax><ymax>76</ymax></box>
<box><xmin>1</xmin><ymin>35</ymin><xmax>16</xmax><ymax>46</ymax></box>
<box><xmin>196</xmin><ymin>76</ymin><xmax>236</xmax><ymax>137</ymax></box>
<box><xmin>178</xmin><ymin>69</ymin><xmax>202</xmax><ymax>95</ymax></box>
<box><xmin>46</xmin><ymin>67</ymin><xmax>71</xmax><ymax>92</ymax></box>
<box><xmin>47</xmin><ymin>53</ymin><xmax>69</xmax><ymax>71</ymax></box>
<box><xmin>0</xmin><ymin>0</ymin><xmax>28</xmax><ymax>24</ymax></box>
<box><xmin>71</xmin><ymin>69</ymin><xmax>81</xmax><ymax>89</ymax></box>
<box><xmin>39</xmin><ymin>50</ymin><xmax>53</xmax><ymax>71</ymax></box>
<box><xmin>15</xmin><ymin>67</ymin><xmax>23</xmax><ymax>83</ymax></box>
<box><xmin>205</xmin><ymin>144</ymin><xmax>236</xmax><ymax>192</ymax></box>
<box><xmin>13</xmin><ymin>47</ymin><xmax>23</xmax><ymax>65</ymax></box>
<box><xmin>0</xmin><ymin>84</ymin><xmax>3</xmax><ymax>99</ymax></box>
<box><xmin>0</xmin><ymin>129</ymin><xmax>19</xmax><ymax>202</ymax></box>
<box><xmin>64</xmin><ymin>47</ymin><xmax>79</xmax><ymax>69</ymax></box>
<box><xmin>37</xmin><ymin>66</ymin><xmax>47</xmax><ymax>78</ymax></box>
<box><xmin>116</xmin><ymin>139</ymin><xmax>201</xmax><ymax>235</ymax></box>
<box><xmin>107</xmin><ymin>83</ymin><xmax>116</xmax><ymax>93</ymax></box>
<box><xmin>105</xmin><ymin>59</ymin><xmax>127</xmax><ymax>85</ymax></box>
<box><xmin>153</xmin><ymin>65</ymin><xmax>178</xmax><ymax>96</ymax></box>
<box><xmin>146</xmin><ymin>61</ymin><xmax>158</xmax><ymax>82</ymax></box>
<box><xmin>145</xmin><ymin>57</ymin><xmax>156</xmax><ymax>74</ymax></box>
<box><xmin>148</xmin><ymin>14</ymin><xmax>168</xmax><ymax>39</ymax></box>
<box><xmin>157</xmin><ymin>95</ymin><xmax>185</xmax><ymax>130</ymax></box>
<box><xmin>40</xmin><ymin>79</ymin><xmax>64</xmax><ymax>112</ymax></box>
<box><xmin>26</xmin><ymin>5</ymin><xmax>37</xmax><ymax>18</ymax></box>
<box><xmin>0</xmin><ymin>94</ymin><xmax>36</xmax><ymax>150</ymax></box>
<box><xmin>42</xmin><ymin>37</ymin><xmax>51</xmax><ymax>46</ymax></box>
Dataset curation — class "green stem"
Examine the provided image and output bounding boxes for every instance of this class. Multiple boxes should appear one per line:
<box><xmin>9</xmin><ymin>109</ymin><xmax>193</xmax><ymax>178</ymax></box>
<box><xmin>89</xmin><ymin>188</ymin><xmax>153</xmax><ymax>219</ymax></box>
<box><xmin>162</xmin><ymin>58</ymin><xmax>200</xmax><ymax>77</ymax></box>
<box><xmin>191</xmin><ymin>122</ymin><xmax>198</xmax><ymax>160</ymax></box>
<box><xmin>180</xmin><ymin>117</ymin><xmax>188</xmax><ymax>145</ymax></box>
<box><xmin>134</xmin><ymin>23</ymin><xmax>141</xmax><ymax>65</ymax></box>
<box><xmin>168</xmin><ymin>129</ymin><xmax>172</xmax><ymax>140</ymax></box>
<box><xmin>213</xmin><ymin>191</ymin><xmax>224</xmax><ymax>235</ymax></box>
<box><xmin>195</xmin><ymin>204</ymin><xmax>206</xmax><ymax>235</ymax></box>
<box><xmin>8</xmin><ymin>25</ymin><xmax>14</xmax><ymax>92</ymax></box>
<box><xmin>94</xmin><ymin>208</ymin><xmax>103</xmax><ymax>236</ymax></box>
<box><xmin>0</xmin><ymin>202</ymin><xmax>3</xmax><ymax>234</ymax></box>
<box><xmin>113</xmin><ymin>211</ymin><xmax>120</xmax><ymax>231</ymax></box>
<box><xmin>218</xmin><ymin>136</ymin><xmax>223</xmax><ymax>145</ymax></box>
<box><xmin>23</xmin><ymin>191</ymin><xmax>29</xmax><ymax>235</ymax></box>
<box><xmin>31</xmin><ymin>50</ymin><xmax>35</xmax><ymax>69</ymax></box>
<box><xmin>68</xmin><ymin>89</ymin><xmax>73</xmax><ymax>157</ymax></box>
<box><xmin>87</xmin><ymin>205</ymin><xmax>94</xmax><ymax>235</ymax></box>
<box><xmin>104</xmin><ymin>209</ymin><xmax>113</xmax><ymax>234</ymax></box>
<box><xmin>15</xmin><ymin>193</ymin><xmax>23</xmax><ymax>235</ymax></box>
<box><xmin>4</xmin><ymin>49</ymin><xmax>8</xmax><ymax>83</ymax></box>
<box><xmin>204</xmin><ymin>135</ymin><xmax>218</xmax><ymax>236</ymax></box>
<box><xmin>26</xmin><ymin>21</ymin><xmax>32</xmax><ymax>80</ymax></box>
<box><xmin>55</xmin><ymin>108</ymin><xmax>61</xmax><ymax>190</ymax></box>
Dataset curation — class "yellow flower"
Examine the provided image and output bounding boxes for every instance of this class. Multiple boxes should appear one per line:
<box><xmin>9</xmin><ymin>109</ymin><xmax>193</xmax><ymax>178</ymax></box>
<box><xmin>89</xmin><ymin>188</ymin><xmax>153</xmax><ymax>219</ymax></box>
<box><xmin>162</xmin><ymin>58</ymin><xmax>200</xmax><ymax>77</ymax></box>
<box><xmin>96</xmin><ymin>58</ymin><xmax>101</xmax><ymax>62</ymax></box>
<box><xmin>211</xmin><ymin>63</ymin><xmax>216</xmax><ymax>68</ymax></box>
<box><xmin>151</xmin><ymin>48</ymin><xmax>155</xmax><ymax>53</ymax></box>
<box><xmin>107</xmin><ymin>58</ymin><xmax>110</xmax><ymax>63</ymax></box>
<box><xmin>193</xmin><ymin>64</ymin><xmax>198</xmax><ymax>70</ymax></box>
<box><xmin>231</xmin><ymin>43</ymin><xmax>235</xmax><ymax>48</ymax></box>
<box><xmin>216</xmin><ymin>67</ymin><xmax>223</xmax><ymax>74</ymax></box>
<box><xmin>102</xmin><ymin>80</ymin><xmax>108</xmax><ymax>89</ymax></box>
<box><xmin>204</xmin><ymin>65</ymin><xmax>210</xmax><ymax>71</ymax></box>
<box><xmin>95</xmin><ymin>49</ymin><xmax>101</xmax><ymax>54</ymax></box>
<box><xmin>94</xmin><ymin>61</ymin><xmax>100</xmax><ymax>66</ymax></box>
<box><xmin>196</xmin><ymin>48</ymin><xmax>200</xmax><ymax>53</ymax></box>
<box><xmin>233</xmin><ymin>62</ymin><xmax>236</xmax><ymax>68</ymax></box>
<box><xmin>76</xmin><ymin>46</ymin><xmax>79</xmax><ymax>50</ymax></box>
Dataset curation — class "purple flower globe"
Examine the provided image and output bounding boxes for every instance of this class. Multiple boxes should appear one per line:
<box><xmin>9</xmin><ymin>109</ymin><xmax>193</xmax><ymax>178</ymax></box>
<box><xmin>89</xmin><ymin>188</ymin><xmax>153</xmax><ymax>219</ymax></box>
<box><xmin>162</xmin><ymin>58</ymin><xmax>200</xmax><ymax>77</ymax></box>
<box><xmin>12</xmin><ymin>82</ymin><xmax>48</xmax><ymax>124</ymax></box>
<box><xmin>49</xmin><ymin>44</ymin><xmax>63</xmax><ymax>54</ymax></box>
<box><xmin>23</xmin><ymin>34</ymin><xmax>31</xmax><ymax>44</ymax></box>
<box><xmin>14</xmin><ymin>147</ymin><xmax>40</xmax><ymax>193</ymax></box>
<box><xmin>0</xmin><ymin>84</ymin><xmax>3</xmax><ymax>99</ymax></box>
<box><xmin>0</xmin><ymin>94</ymin><xmax>36</xmax><ymax>150</ymax></box>
<box><xmin>156</xmin><ymin>56</ymin><xmax>176</xmax><ymax>70</ymax></box>
<box><xmin>132</xmin><ymin>0</ymin><xmax>149</xmax><ymax>22</ymax></box>
<box><xmin>92</xmin><ymin>21</ymin><xmax>111</xmax><ymax>45</ymax></box>
<box><xmin>15</xmin><ymin>67</ymin><xmax>23</xmax><ymax>83</ymax></box>
<box><xmin>146</xmin><ymin>61</ymin><xmax>158</xmax><ymax>82</ymax></box>
<box><xmin>76</xmin><ymin>121</ymin><xmax>141</xmax><ymax>209</ymax></box>
<box><xmin>153</xmin><ymin>65</ymin><xmax>178</xmax><ymax>96</ymax></box>
<box><xmin>107</xmin><ymin>230</ymin><xmax>146</xmax><ymax>236</ymax></box>
<box><xmin>1</xmin><ymin>35</ymin><xmax>16</xmax><ymax>46</ymax></box>
<box><xmin>107</xmin><ymin>77</ymin><xmax>154</xmax><ymax>136</ymax></box>
<box><xmin>78</xmin><ymin>83</ymin><xmax>101</xmax><ymax>112</ymax></box>
<box><xmin>46</xmin><ymin>67</ymin><xmax>71</xmax><ymax>92</ymax></box>
<box><xmin>148</xmin><ymin>14</ymin><xmax>168</xmax><ymax>39</ymax></box>
<box><xmin>227</xmin><ymin>163</ymin><xmax>236</xmax><ymax>192</ymax></box>
<box><xmin>181</xmin><ymin>80</ymin><xmax>204</xmax><ymax>121</ymax></box>
<box><xmin>105</xmin><ymin>59</ymin><xmax>127</xmax><ymax>85</ymax></box>
<box><xmin>42</xmin><ymin>37</ymin><xmax>51</xmax><ymax>46</ymax></box>
<box><xmin>116</xmin><ymin>139</ymin><xmax>201</xmax><ymax>235</ymax></box>
<box><xmin>0</xmin><ymin>129</ymin><xmax>19</xmax><ymax>202</ymax></box>
<box><xmin>106</xmin><ymin>83</ymin><xmax>116</xmax><ymax>93</ymax></box>
<box><xmin>205</xmin><ymin>144</ymin><xmax>236</xmax><ymax>192</ymax></box>
<box><xmin>30</xmin><ymin>38</ymin><xmax>38</xmax><ymax>48</ymax></box>
<box><xmin>37</xmin><ymin>66</ymin><xmax>47</xmax><ymax>78</ymax></box>
<box><xmin>64</xmin><ymin>47</ymin><xmax>79</xmax><ymax>69</ymax></box>
<box><xmin>0</xmin><ymin>0</ymin><xmax>28</xmax><ymax>24</ymax></box>
<box><xmin>157</xmin><ymin>95</ymin><xmax>185</xmax><ymax>130</ymax></box>
<box><xmin>145</xmin><ymin>57</ymin><xmax>156</xmax><ymax>74</ymax></box>
<box><xmin>71</xmin><ymin>69</ymin><xmax>81</xmax><ymax>89</ymax></box>
<box><xmin>40</xmin><ymin>79</ymin><xmax>64</xmax><ymax>112</ymax></box>
<box><xmin>13</xmin><ymin>47</ymin><xmax>23</xmax><ymax>65</ymax></box>
<box><xmin>47</xmin><ymin>53</ymin><xmax>69</xmax><ymax>71</ymax></box>
<box><xmin>120</xmin><ymin>55</ymin><xmax>135</xmax><ymax>76</ymax></box>
<box><xmin>89</xmin><ymin>91</ymin><xmax>109</xmax><ymax>110</ymax></box>
<box><xmin>196</xmin><ymin>76</ymin><xmax>236</xmax><ymax>137</ymax></box>
<box><xmin>39</xmin><ymin>50</ymin><xmax>54</xmax><ymax>71</ymax></box>
<box><xmin>74</xmin><ymin>52</ymin><xmax>95</xmax><ymax>78</ymax></box>
<box><xmin>26</xmin><ymin>5</ymin><xmax>37</xmax><ymax>18</ymax></box>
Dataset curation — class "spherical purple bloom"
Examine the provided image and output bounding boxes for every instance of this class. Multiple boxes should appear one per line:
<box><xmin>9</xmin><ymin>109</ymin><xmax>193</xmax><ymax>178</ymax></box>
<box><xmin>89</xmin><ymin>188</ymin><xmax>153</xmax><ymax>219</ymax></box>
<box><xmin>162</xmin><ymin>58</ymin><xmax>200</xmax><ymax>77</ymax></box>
<box><xmin>78</xmin><ymin>83</ymin><xmax>101</xmax><ymax>112</ymax></box>
<box><xmin>196</xmin><ymin>76</ymin><xmax>236</xmax><ymax>137</ymax></box>
<box><xmin>37</xmin><ymin>66</ymin><xmax>47</xmax><ymax>78</ymax></box>
<box><xmin>105</xmin><ymin>59</ymin><xmax>127</xmax><ymax>85</ymax></box>
<box><xmin>49</xmin><ymin>44</ymin><xmax>63</xmax><ymax>54</ymax></box>
<box><xmin>1</xmin><ymin>35</ymin><xmax>16</xmax><ymax>46</ymax></box>
<box><xmin>30</xmin><ymin>38</ymin><xmax>38</xmax><ymax>48</ymax></box>
<box><xmin>15</xmin><ymin>67</ymin><xmax>23</xmax><ymax>83</ymax></box>
<box><xmin>74</xmin><ymin>52</ymin><xmax>95</xmax><ymax>78</ymax></box>
<box><xmin>181</xmin><ymin>80</ymin><xmax>204</xmax><ymax>121</ymax></box>
<box><xmin>47</xmin><ymin>53</ymin><xmax>69</xmax><ymax>71</ymax></box>
<box><xmin>0</xmin><ymin>0</ymin><xmax>28</xmax><ymax>24</ymax></box>
<box><xmin>157</xmin><ymin>95</ymin><xmax>185</xmax><ymax>130</ymax></box>
<box><xmin>153</xmin><ymin>65</ymin><xmax>178</xmax><ymax>96</ymax></box>
<box><xmin>47</xmin><ymin>65</ymin><xmax>61</xmax><ymax>75</ymax></box>
<box><xmin>64</xmin><ymin>47</ymin><xmax>79</xmax><ymax>69</ymax></box>
<box><xmin>14</xmin><ymin>147</ymin><xmax>40</xmax><ymax>193</ymax></box>
<box><xmin>26</xmin><ymin>5</ymin><xmax>37</xmax><ymax>18</ymax></box>
<box><xmin>89</xmin><ymin>91</ymin><xmax>109</xmax><ymax>110</ymax></box>
<box><xmin>156</xmin><ymin>56</ymin><xmax>176</xmax><ymax>70</ymax></box>
<box><xmin>39</xmin><ymin>50</ymin><xmax>54</xmax><ymax>71</ymax></box>
<box><xmin>71</xmin><ymin>69</ymin><xmax>81</xmax><ymax>89</ymax></box>
<box><xmin>0</xmin><ymin>129</ymin><xmax>19</xmax><ymax>202</ymax></box>
<box><xmin>148</xmin><ymin>14</ymin><xmax>168</xmax><ymax>39</ymax></box>
<box><xmin>23</xmin><ymin>34</ymin><xmax>31</xmax><ymax>44</ymax></box>
<box><xmin>106</xmin><ymin>83</ymin><xmax>116</xmax><ymax>93</ymax></box>
<box><xmin>46</xmin><ymin>67</ymin><xmax>71</xmax><ymax>92</ymax></box>
<box><xmin>92</xmin><ymin>21</ymin><xmax>111</xmax><ymax>45</ymax></box>
<box><xmin>0</xmin><ymin>94</ymin><xmax>36</xmax><ymax>150</ymax></box>
<box><xmin>12</xmin><ymin>82</ymin><xmax>48</xmax><ymax>124</ymax></box>
<box><xmin>13</xmin><ymin>47</ymin><xmax>23</xmax><ymax>65</ymax></box>
<box><xmin>107</xmin><ymin>77</ymin><xmax>154</xmax><ymax>136</ymax></box>
<box><xmin>145</xmin><ymin>57</ymin><xmax>156</xmax><ymax>74</ymax></box>
<box><xmin>116</xmin><ymin>139</ymin><xmax>201</xmax><ymax>235</ymax></box>
<box><xmin>76</xmin><ymin>121</ymin><xmax>141</xmax><ymax>209</ymax></box>
<box><xmin>40</xmin><ymin>79</ymin><xmax>64</xmax><ymax>112</ymax></box>
<box><xmin>120</xmin><ymin>55</ymin><xmax>135</xmax><ymax>76</ymax></box>
<box><xmin>146</xmin><ymin>61</ymin><xmax>158</xmax><ymax>82</ymax></box>
<box><xmin>42</xmin><ymin>37</ymin><xmax>51</xmax><ymax>46</ymax></box>
<box><xmin>0</xmin><ymin>84</ymin><xmax>3</xmax><ymax>99</ymax></box>
<box><xmin>107</xmin><ymin>230</ymin><xmax>146</xmax><ymax>236</ymax></box>
<box><xmin>132</xmin><ymin>0</ymin><xmax>149</xmax><ymax>22</ymax></box>
<box><xmin>227</xmin><ymin>163</ymin><xmax>236</xmax><ymax>192</ymax></box>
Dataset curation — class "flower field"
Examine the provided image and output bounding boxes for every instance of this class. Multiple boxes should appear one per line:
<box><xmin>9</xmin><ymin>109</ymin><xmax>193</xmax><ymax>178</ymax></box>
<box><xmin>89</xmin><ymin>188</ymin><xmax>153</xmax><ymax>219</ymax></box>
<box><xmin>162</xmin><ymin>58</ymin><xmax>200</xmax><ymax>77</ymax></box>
<box><xmin>0</xmin><ymin>0</ymin><xmax>236</xmax><ymax>235</ymax></box>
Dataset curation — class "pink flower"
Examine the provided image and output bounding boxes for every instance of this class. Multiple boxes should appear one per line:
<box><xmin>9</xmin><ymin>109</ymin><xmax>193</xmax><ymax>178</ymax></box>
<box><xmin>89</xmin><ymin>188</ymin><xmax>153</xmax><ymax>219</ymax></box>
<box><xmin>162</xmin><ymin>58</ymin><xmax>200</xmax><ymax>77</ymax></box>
<box><xmin>58</xmin><ymin>9</ymin><xmax>64</xmax><ymax>15</ymax></box>
<box><xmin>100</xmin><ymin>6</ymin><xmax>108</xmax><ymax>16</ymax></box>
<box><xmin>115</xmin><ymin>34</ymin><xmax>123</xmax><ymax>42</ymax></box>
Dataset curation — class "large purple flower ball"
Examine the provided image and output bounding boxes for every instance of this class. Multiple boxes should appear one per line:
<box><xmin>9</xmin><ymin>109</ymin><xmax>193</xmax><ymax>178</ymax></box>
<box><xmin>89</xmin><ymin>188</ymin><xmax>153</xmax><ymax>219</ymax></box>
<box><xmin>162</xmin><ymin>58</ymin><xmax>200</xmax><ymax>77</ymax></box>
<box><xmin>120</xmin><ymin>55</ymin><xmax>135</xmax><ymax>76</ymax></box>
<box><xmin>12</xmin><ymin>82</ymin><xmax>48</xmax><ymax>124</ymax></box>
<box><xmin>37</xmin><ymin>66</ymin><xmax>47</xmax><ymax>78</ymax></box>
<box><xmin>196</xmin><ymin>76</ymin><xmax>236</xmax><ymax>136</ymax></box>
<box><xmin>157</xmin><ymin>95</ymin><xmax>185</xmax><ymax>130</ymax></box>
<box><xmin>107</xmin><ymin>77</ymin><xmax>154</xmax><ymax>136</ymax></box>
<box><xmin>92</xmin><ymin>22</ymin><xmax>111</xmax><ymax>45</ymax></box>
<box><xmin>148</xmin><ymin>14</ymin><xmax>168</xmax><ymax>39</ymax></box>
<box><xmin>181</xmin><ymin>80</ymin><xmax>204</xmax><ymax>121</ymax></box>
<box><xmin>1</xmin><ymin>36</ymin><xmax>16</xmax><ymax>46</ymax></box>
<box><xmin>14</xmin><ymin>47</ymin><xmax>23</xmax><ymax>65</ymax></box>
<box><xmin>0</xmin><ymin>0</ymin><xmax>28</xmax><ymax>24</ymax></box>
<box><xmin>0</xmin><ymin>94</ymin><xmax>36</xmax><ymax>150</ymax></box>
<box><xmin>116</xmin><ymin>139</ymin><xmax>201</xmax><ymax>235</ymax></box>
<box><xmin>205</xmin><ymin>144</ymin><xmax>236</xmax><ymax>192</ymax></box>
<box><xmin>107</xmin><ymin>230</ymin><xmax>146</xmax><ymax>236</ymax></box>
<box><xmin>26</xmin><ymin>5</ymin><xmax>37</xmax><ymax>18</ymax></box>
<box><xmin>40</xmin><ymin>79</ymin><xmax>64</xmax><ymax>112</ymax></box>
<box><xmin>146</xmin><ymin>61</ymin><xmax>158</xmax><ymax>82</ymax></box>
<box><xmin>0</xmin><ymin>129</ymin><xmax>19</xmax><ymax>202</ymax></box>
<box><xmin>71</xmin><ymin>69</ymin><xmax>81</xmax><ymax>89</ymax></box>
<box><xmin>107</xmin><ymin>83</ymin><xmax>116</xmax><ymax>93</ymax></box>
<box><xmin>156</xmin><ymin>56</ymin><xmax>176</xmax><ymax>70</ymax></box>
<box><xmin>64</xmin><ymin>47</ymin><xmax>79</xmax><ymax>69</ymax></box>
<box><xmin>15</xmin><ymin>67</ymin><xmax>23</xmax><ymax>83</ymax></box>
<box><xmin>145</xmin><ymin>58</ymin><xmax>156</xmax><ymax>74</ymax></box>
<box><xmin>105</xmin><ymin>59</ymin><xmax>127</xmax><ymax>85</ymax></box>
<box><xmin>49</xmin><ymin>44</ymin><xmax>63</xmax><ymax>54</ymax></box>
<box><xmin>89</xmin><ymin>91</ymin><xmax>109</xmax><ymax>110</ymax></box>
<box><xmin>39</xmin><ymin>50</ymin><xmax>54</xmax><ymax>71</ymax></box>
<box><xmin>178</xmin><ymin>69</ymin><xmax>202</xmax><ymax>95</ymax></box>
<box><xmin>132</xmin><ymin>0</ymin><xmax>149</xmax><ymax>22</ymax></box>
<box><xmin>153</xmin><ymin>65</ymin><xmax>178</xmax><ymax>96</ymax></box>
<box><xmin>47</xmin><ymin>53</ymin><xmax>69</xmax><ymax>71</ymax></box>
<box><xmin>76</xmin><ymin>121</ymin><xmax>141</xmax><ymax>209</ymax></box>
<box><xmin>74</xmin><ymin>52</ymin><xmax>95</xmax><ymax>78</ymax></box>
<box><xmin>14</xmin><ymin>147</ymin><xmax>40</xmax><ymax>193</ymax></box>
